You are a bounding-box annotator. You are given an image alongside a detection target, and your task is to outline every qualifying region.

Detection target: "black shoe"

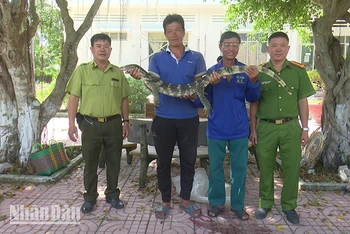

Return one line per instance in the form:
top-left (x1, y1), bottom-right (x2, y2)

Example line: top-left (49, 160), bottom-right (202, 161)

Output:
top-left (106, 197), bottom-right (124, 209)
top-left (81, 200), bottom-right (96, 214)
top-left (254, 208), bottom-right (271, 219)
top-left (283, 209), bottom-right (299, 224)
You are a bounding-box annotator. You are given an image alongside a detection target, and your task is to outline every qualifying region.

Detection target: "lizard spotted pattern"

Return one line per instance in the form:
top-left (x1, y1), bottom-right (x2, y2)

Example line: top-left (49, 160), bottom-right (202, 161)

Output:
top-left (120, 64), bottom-right (292, 115)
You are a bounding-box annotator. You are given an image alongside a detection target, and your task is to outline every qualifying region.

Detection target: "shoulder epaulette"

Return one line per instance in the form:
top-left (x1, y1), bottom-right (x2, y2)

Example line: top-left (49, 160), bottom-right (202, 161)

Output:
top-left (259, 63), bottom-right (268, 68)
top-left (78, 62), bottom-right (89, 67)
top-left (291, 61), bottom-right (306, 69)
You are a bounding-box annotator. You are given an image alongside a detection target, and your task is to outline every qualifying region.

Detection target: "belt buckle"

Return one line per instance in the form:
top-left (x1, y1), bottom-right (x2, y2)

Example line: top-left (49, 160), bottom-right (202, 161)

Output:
top-left (275, 119), bottom-right (284, 125)
top-left (97, 117), bottom-right (106, 122)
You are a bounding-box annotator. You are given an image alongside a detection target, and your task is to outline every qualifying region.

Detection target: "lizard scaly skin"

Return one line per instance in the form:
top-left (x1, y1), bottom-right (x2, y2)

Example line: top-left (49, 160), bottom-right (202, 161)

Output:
top-left (120, 64), bottom-right (292, 115)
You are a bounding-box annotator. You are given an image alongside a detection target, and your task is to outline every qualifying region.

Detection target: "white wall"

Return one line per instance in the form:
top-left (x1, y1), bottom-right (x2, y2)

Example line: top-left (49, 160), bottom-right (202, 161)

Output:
top-left (70, 0), bottom-right (233, 69)
top-left (69, 0), bottom-right (349, 70)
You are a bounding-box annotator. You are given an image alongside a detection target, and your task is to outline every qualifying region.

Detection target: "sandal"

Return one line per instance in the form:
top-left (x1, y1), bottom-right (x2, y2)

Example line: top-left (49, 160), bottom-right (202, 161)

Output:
top-left (154, 205), bottom-right (169, 220)
top-left (208, 206), bottom-right (225, 217)
top-left (231, 208), bottom-right (249, 221)
top-left (180, 203), bottom-right (202, 218)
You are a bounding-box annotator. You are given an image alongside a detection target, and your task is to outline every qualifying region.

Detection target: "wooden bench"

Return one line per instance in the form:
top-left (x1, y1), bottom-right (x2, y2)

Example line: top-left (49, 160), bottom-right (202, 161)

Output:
top-left (98, 142), bottom-right (137, 168)
top-left (128, 119), bottom-right (256, 188)
top-left (126, 123), bottom-right (211, 188)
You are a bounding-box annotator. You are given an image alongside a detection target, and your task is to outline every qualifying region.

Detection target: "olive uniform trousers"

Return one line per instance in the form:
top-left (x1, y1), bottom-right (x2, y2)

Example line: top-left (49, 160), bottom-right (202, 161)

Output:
top-left (256, 119), bottom-right (302, 211)
top-left (81, 116), bottom-right (123, 202)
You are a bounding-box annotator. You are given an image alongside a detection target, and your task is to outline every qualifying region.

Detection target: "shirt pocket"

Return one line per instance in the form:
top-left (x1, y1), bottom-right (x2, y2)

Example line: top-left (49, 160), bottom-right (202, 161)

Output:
top-left (287, 79), bottom-right (299, 96)
top-left (111, 79), bottom-right (121, 88)
top-left (82, 79), bottom-right (99, 97)
top-left (260, 80), bottom-right (274, 93)
top-left (111, 79), bottom-right (122, 99)
top-left (82, 78), bottom-right (99, 86)
top-left (232, 75), bottom-right (246, 100)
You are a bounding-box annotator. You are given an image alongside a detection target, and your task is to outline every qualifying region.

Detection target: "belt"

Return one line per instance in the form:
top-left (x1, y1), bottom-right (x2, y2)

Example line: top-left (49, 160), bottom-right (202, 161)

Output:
top-left (260, 116), bottom-right (298, 125)
top-left (84, 114), bottom-right (120, 123)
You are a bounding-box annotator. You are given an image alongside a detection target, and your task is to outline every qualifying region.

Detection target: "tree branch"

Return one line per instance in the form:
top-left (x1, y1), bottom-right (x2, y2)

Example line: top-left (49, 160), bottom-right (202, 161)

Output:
top-left (311, 0), bottom-right (325, 7)
top-left (332, 44), bottom-right (347, 97)
top-left (56, 0), bottom-right (103, 46)
top-left (55, 0), bottom-right (76, 37)
top-left (18, 0), bottom-right (39, 44)
top-left (340, 11), bottom-right (350, 24)
top-left (27, 0), bottom-right (39, 40)
top-left (311, 0), bottom-right (330, 15)
top-left (40, 0), bottom-right (103, 126)
top-left (0, 1), bottom-right (6, 35)
top-left (10, 0), bottom-right (27, 29)
top-left (75, 0), bottom-right (103, 43)
top-left (329, 37), bottom-right (343, 73)
top-left (328, 0), bottom-right (350, 24)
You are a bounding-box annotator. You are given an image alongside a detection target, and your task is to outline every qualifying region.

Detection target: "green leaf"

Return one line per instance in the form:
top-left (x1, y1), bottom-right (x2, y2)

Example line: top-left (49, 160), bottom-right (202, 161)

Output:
top-left (223, 0), bottom-right (321, 42)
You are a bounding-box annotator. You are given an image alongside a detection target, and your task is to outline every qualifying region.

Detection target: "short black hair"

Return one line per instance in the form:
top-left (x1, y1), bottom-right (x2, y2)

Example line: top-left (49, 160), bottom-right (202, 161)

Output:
top-left (220, 31), bottom-right (241, 44)
top-left (216, 55), bottom-right (223, 62)
top-left (90, 33), bottom-right (111, 47)
top-left (163, 14), bottom-right (185, 33)
top-left (268, 32), bottom-right (289, 44)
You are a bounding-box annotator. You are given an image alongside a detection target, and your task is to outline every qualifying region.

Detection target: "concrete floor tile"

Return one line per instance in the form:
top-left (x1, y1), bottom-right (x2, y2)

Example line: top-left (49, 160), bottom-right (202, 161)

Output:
top-left (1, 117), bottom-right (350, 233)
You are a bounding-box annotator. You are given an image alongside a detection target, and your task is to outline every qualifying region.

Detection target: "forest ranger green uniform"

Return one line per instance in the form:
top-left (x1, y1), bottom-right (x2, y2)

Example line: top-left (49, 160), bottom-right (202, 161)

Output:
top-left (66, 61), bottom-right (132, 202)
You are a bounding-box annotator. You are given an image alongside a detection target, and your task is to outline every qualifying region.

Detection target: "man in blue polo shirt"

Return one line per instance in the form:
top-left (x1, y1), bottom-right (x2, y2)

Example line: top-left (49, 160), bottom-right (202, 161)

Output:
top-left (127, 14), bottom-right (206, 219)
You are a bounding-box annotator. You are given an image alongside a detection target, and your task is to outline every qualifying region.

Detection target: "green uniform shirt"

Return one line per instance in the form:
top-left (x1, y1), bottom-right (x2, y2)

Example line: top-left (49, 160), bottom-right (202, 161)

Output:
top-left (65, 61), bottom-right (132, 117)
top-left (256, 59), bottom-right (315, 119)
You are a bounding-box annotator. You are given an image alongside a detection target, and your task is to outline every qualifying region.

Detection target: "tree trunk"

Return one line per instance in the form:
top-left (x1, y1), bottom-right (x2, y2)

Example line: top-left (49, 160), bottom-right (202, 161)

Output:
top-left (313, 17), bottom-right (350, 169)
top-left (0, 0), bottom-right (103, 164)
top-left (0, 0), bottom-right (39, 163)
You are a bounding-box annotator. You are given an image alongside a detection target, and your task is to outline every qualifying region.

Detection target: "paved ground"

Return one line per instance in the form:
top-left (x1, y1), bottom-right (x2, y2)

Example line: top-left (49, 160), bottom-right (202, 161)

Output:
top-left (1, 117), bottom-right (350, 234)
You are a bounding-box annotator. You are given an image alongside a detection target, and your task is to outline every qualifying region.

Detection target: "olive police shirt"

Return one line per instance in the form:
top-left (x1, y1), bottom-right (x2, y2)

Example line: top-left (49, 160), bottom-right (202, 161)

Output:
top-left (256, 60), bottom-right (316, 119)
top-left (65, 61), bottom-right (132, 117)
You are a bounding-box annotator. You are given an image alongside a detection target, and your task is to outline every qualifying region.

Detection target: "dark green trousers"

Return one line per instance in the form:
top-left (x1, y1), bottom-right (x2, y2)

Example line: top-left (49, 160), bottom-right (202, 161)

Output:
top-left (208, 137), bottom-right (248, 211)
top-left (81, 116), bottom-right (122, 202)
top-left (256, 119), bottom-right (302, 211)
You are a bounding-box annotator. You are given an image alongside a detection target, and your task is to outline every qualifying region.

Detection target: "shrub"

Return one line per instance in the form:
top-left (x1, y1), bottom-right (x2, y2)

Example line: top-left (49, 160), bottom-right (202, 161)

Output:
top-left (36, 75), bottom-right (151, 114)
top-left (126, 75), bottom-right (151, 114)
top-left (35, 80), bottom-right (69, 110)
top-left (308, 70), bottom-right (325, 91)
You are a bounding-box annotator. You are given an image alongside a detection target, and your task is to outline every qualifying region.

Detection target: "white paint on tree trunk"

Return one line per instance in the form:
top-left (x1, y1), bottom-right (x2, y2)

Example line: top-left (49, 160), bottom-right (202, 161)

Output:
top-left (335, 103), bottom-right (350, 163)
top-left (17, 103), bottom-right (40, 163)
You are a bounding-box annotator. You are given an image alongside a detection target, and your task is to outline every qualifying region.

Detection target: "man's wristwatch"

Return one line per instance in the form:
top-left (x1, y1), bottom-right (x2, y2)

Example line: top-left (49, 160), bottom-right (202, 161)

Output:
top-left (302, 127), bottom-right (309, 132)
top-left (122, 119), bottom-right (129, 123)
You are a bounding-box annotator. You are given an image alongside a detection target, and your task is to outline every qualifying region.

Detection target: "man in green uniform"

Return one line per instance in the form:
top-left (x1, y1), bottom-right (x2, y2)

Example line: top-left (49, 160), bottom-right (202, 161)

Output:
top-left (66, 33), bottom-right (132, 214)
top-left (250, 32), bottom-right (315, 224)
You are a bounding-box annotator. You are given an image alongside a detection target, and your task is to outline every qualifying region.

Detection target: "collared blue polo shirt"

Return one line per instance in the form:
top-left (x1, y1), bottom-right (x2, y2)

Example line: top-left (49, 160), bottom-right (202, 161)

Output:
top-left (148, 46), bottom-right (206, 119)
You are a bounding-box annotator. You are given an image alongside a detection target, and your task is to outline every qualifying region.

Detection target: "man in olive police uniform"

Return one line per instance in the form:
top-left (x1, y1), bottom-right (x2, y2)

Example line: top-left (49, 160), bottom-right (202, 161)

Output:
top-left (66, 33), bottom-right (132, 214)
top-left (250, 32), bottom-right (315, 224)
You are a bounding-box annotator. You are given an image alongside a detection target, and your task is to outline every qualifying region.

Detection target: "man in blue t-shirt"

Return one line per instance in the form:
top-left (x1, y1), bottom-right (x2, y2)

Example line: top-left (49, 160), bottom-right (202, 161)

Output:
top-left (127, 14), bottom-right (206, 220)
